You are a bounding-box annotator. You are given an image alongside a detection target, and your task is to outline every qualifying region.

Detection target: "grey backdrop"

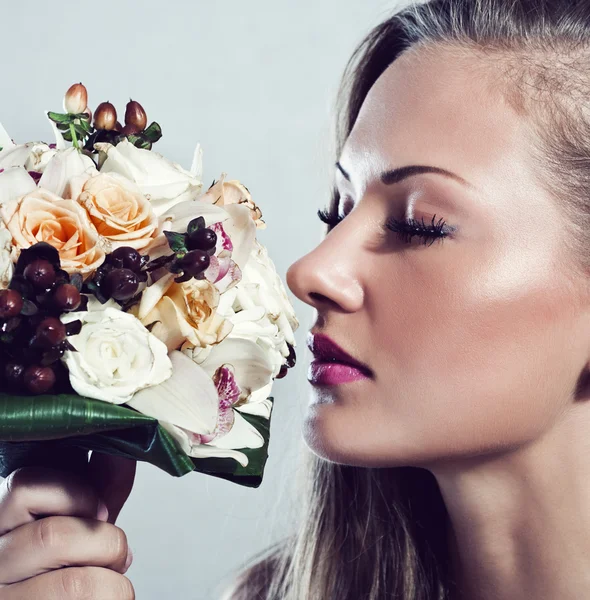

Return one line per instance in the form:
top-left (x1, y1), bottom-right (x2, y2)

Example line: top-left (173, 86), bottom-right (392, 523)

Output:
top-left (2, 1), bottom-right (401, 597)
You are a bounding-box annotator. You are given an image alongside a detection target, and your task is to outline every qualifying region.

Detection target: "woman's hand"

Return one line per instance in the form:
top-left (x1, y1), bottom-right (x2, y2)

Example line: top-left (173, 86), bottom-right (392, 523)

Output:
top-left (0, 452), bottom-right (137, 599)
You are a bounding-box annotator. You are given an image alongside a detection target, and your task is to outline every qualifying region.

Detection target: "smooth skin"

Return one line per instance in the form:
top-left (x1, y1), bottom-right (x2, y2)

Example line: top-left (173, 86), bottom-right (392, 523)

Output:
top-left (0, 454), bottom-right (136, 599)
top-left (286, 45), bottom-right (590, 600)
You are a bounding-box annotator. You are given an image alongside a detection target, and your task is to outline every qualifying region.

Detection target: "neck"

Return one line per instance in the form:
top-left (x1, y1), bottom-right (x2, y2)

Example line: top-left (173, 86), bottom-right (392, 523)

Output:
top-left (430, 403), bottom-right (590, 600)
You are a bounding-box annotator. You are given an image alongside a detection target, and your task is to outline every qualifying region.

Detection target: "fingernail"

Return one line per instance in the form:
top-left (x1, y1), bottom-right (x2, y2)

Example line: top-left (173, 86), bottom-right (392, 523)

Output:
top-left (96, 500), bottom-right (109, 522)
top-left (124, 547), bottom-right (134, 571)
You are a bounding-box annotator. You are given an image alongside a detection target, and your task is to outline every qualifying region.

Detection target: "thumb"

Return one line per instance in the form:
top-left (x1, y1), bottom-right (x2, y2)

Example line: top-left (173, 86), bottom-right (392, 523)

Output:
top-left (87, 451), bottom-right (137, 524)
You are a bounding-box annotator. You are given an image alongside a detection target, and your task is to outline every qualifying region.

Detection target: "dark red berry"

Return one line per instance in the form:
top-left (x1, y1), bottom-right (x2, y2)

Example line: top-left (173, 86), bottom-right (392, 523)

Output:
top-left (36, 317), bottom-right (67, 348)
top-left (121, 122), bottom-right (142, 136)
top-left (177, 250), bottom-right (210, 276)
top-left (94, 102), bottom-right (117, 130)
top-left (53, 284), bottom-right (81, 311)
top-left (276, 364), bottom-right (289, 379)
top-left (24, 365), bottom-right (56, 394)
top-left (187, 228), bottom-right (217, 252)
top-left (23, 259), bottom-right (56, 290)
top-left (4, 362), bottom-right (25, 387)
top-left (124, 100), bottom-right (147, 131)
top-left (109, 247), bottom-right (142, 272)
top-left (286, 344), bottom-right (296, 368)
top-left (103, 268), bottom-right (139, 301)
top-left (0, 289), bottom-right (24, 319)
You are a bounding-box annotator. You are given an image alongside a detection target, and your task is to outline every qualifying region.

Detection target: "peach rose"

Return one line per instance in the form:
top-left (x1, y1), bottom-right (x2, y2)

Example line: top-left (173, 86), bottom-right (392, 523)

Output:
top-left (200, 173), bottom-right (266, 229)
top-left (75, 172), bottom-right (158, 251)
top-left (4, 188), bottom-right (105, 277)
top-left (132, 273), bottom-right (233, 352)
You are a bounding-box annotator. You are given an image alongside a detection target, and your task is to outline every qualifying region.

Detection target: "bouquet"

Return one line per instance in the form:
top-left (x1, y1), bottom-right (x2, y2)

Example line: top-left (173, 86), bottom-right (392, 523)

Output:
top-left (0, 83), bottom-right (299, 488)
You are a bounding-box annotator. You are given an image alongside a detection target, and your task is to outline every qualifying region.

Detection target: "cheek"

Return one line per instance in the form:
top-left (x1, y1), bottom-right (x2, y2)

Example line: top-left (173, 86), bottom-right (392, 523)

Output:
top-left (363, 246), bottom-right (585, 462)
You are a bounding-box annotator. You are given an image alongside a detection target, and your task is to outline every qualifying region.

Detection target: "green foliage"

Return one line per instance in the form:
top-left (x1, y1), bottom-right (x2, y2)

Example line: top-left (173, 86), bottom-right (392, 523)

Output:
top-left (0, 392), bottom-right (273, 487)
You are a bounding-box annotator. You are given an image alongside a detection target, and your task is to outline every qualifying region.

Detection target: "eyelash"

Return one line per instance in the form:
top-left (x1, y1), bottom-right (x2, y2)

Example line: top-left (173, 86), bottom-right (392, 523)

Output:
top-left (317, 208), bottom-right (452, 246)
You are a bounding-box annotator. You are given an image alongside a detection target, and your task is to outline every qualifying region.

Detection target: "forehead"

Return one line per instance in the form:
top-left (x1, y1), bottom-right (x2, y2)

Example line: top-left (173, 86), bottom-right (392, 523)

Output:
top-left (340, 46), bottom-right (532, 190)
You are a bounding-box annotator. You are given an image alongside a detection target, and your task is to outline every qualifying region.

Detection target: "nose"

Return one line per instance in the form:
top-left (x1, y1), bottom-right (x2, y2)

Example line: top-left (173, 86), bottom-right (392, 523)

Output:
top-left (286, 225), bottom-right (364, 313)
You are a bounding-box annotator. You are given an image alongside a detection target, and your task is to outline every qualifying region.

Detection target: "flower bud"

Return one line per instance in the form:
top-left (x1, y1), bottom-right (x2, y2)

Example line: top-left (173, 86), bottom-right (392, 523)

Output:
top-left (124, 100), bottom-right (147, 131)
top-left (63, 83), bottom-right (88, 114)
top-left (94, 101), bottom-right (118, 130)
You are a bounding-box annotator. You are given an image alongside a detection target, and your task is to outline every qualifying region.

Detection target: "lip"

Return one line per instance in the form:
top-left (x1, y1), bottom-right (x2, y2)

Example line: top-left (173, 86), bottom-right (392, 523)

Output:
top-left (307, 332), bottom-right (372, 386)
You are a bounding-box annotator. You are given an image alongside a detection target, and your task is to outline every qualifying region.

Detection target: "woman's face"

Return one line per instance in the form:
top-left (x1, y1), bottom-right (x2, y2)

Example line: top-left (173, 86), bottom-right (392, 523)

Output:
top-left (286, 46), bottom-right (590, 469)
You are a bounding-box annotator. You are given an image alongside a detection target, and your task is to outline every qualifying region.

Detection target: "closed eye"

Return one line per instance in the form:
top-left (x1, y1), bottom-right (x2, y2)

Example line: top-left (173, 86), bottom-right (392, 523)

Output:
top-left (318, 207), bottom-right (454, 246)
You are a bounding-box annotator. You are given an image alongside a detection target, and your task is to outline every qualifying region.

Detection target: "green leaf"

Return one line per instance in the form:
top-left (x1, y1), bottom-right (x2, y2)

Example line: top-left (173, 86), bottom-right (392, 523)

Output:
top-left (187, 217), bottom-right (206, 234)
top-left (75, 118), bottom-right (93, 134)
top-left (47, 111), bottom-right (75, 125)
top-left (164, 231), bottom-right (187, 253)
top-left (142, 121), bottom-right (162, 143)
top-left (62, 129), bottom-right (73, 142)
top-left (73, 124), bottom-right (89, 139)
top-left (0, 392), bottom-right (275, 487)
top-left (0, 393), bottom-right (194, 477)
top-left (127, 135), bottom-right (152, 150)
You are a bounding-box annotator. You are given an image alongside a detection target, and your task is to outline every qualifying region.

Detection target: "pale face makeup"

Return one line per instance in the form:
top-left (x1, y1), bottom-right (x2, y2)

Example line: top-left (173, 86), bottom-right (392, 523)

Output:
top-left (286, 46), bottom-right (590, 469)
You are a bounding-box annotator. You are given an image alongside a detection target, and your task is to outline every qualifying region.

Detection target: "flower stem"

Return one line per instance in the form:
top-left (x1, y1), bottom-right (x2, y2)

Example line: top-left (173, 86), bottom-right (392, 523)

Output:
top-left (69, 123), bottom-right (79, 150)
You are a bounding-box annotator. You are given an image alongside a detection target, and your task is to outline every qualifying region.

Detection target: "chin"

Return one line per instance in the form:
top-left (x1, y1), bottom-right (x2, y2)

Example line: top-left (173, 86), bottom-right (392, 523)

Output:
top-left (302, 402), bottom-right (405, 468)
top-left (302, 400), bottom-right (474, 469)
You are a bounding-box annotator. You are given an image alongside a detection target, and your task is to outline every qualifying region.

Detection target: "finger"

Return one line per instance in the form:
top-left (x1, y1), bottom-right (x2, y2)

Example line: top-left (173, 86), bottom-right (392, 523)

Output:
top-left (0, 566), bottom-right (135, 600)
top-left (0, 467), bottom-right (108, 537)
top-left (87, 452), bottom-right (136, 524)
top-left (0, 516), bottom-right (130, 585)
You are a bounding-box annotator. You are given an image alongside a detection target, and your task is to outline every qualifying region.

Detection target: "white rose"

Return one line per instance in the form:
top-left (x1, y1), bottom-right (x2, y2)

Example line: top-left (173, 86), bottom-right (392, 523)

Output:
top-left (0, 223), bottom-right (15, 289)
top-left (60, 307), bottom-right (172, 404)
top-left (232, 240), bottom-right (299, 352)
top-left (94, 140), bottom-right (203, 217)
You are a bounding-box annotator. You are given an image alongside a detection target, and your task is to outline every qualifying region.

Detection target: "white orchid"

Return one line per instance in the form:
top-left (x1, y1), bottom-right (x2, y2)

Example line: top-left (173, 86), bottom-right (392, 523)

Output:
top-left (127, 351), bottom-right (267, 467)
top-left (38, 147), bottom-right (97, 198)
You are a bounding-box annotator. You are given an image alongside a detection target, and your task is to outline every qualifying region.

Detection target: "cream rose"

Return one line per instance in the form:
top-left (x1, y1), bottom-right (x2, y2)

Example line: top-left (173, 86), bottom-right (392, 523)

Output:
top-left (60, 307), bottom-right (172, 404)
top-left (3, 188), bottom-right (105, 277)
top-left (133, 273), bottom-right (233, 352)
top-left (75, 172), bottom-right (158, 251)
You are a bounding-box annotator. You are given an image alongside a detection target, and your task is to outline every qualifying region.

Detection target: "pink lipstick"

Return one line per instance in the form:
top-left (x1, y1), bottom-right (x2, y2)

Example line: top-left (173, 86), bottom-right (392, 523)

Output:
top-left (307, 332), bottom-right (372, 386)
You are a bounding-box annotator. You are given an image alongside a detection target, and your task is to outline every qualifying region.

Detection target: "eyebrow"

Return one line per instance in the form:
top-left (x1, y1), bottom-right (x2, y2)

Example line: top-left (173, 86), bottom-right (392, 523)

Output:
top-left (335, 161), bottom-right (474, 189)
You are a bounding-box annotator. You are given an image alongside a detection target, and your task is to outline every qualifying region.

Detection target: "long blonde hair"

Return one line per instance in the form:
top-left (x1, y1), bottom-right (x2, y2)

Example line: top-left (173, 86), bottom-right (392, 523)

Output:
top-left (222, 1), bottom-right (590, 597)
